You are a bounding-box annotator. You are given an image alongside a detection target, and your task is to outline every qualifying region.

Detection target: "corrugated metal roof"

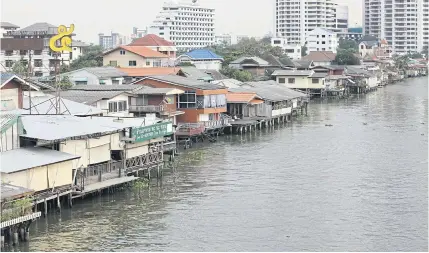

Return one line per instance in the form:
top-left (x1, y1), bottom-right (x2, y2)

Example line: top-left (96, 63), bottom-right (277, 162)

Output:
top-left (1, 183), bottom-right (34, 201)
top-left (230, 81), bottom-right (307, 101)
top-left (22, 95), bottom-right (102, 116)
top-left (72, 40), bottom-right (89, 47)
top-left (0, 72), bottom-right (15, 85)
top-left (301, 51), bottom-right (336, 62)
top-left (119, 67), bottom-right (179, 77)
top-left (271, 70), bottom-right (313, 76)
top-left (45, 90), bottom-right (129, 105)
top-left (141, 75), bottom-right (225, 90)
top-left (0, 147), bottom-right (80, 174)
top-left (20, 115), bottom-right (135, 141)
top-left (69, 85), bottom-right (142, 92)
top-left (1, 111), bottom-right (20, 133)
top-left (0, 22), bottom-right (20, 28)
top-left (179, 67), bottom-right (214, 81)
top-left (208, 79), bottom-right (243, 89)
top-left (310, 72), bottom-right (328, 78)
top-left (62, 67), bottom-right (128, 79)
top-left (293, 60), bottom-right (313, 68)
top-left (182, 49), bottom-right (223, 60)
top-left (18, 22), bottom-right (56, 32)
top-left (226, 92), bottom-right (256, 103)
top-left (230, 56), bottom-right (270, 66)
top-left (203, 69), bottom-right (227, 80)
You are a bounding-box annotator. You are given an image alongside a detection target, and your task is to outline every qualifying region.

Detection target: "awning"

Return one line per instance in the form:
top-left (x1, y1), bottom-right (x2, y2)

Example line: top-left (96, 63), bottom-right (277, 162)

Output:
top-left (249, 98), bottom-right (264, 105)
top-left (347, 78), bottom-right (355, 84)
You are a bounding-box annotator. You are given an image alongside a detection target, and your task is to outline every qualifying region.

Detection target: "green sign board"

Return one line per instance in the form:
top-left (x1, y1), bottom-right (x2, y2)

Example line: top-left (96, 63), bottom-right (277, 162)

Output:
top-left (131, 122), bottom-right (173, 143)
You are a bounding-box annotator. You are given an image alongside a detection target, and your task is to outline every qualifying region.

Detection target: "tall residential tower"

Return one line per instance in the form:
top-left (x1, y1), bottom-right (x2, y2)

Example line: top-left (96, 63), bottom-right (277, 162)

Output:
top-left (274, 0), bottom-right (347, 46)
top-left (363, 0), bottom-right (428, 54)
top-left (147, 0), bottom-right (215, 52)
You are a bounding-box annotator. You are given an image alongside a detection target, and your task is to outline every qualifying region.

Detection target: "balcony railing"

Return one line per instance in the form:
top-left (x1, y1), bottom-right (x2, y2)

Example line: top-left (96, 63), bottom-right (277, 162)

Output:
top-left (203, 118), bottom-right (231, 129)
top-left (129, 105), bottom-right (164, 113)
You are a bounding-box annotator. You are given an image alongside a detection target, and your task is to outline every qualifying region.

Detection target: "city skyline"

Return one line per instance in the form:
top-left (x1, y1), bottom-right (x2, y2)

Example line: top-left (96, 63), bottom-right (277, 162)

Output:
top-left (0, 0), bottom-right (362, 44)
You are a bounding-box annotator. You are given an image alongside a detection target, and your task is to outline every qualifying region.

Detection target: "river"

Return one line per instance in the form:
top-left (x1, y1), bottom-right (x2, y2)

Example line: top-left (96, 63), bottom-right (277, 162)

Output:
top-left (13, 77), bottom-right (429, 252)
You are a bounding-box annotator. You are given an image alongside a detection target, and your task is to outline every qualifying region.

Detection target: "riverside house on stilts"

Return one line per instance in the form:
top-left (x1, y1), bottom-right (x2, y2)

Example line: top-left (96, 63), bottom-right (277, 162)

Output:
top-left (271, 70), bottom-right (327, 98)
top-left (227, 81), bottom-right (308, 133)
top-left (132, 75), bottom-right (230, 147)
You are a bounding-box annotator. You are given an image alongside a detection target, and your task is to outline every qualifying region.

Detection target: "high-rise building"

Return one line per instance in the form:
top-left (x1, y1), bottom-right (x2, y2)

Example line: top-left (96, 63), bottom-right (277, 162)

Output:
top-left (363, 0), bottom-right (428, 54)
top-left (274, 0), bottom-right (347, 46)
top-left (98, 32), bottom-right (130, 50)
top-left (332, 5), bottom-right (349, 33)
top-left (147, 0), bottom-right (215, 52)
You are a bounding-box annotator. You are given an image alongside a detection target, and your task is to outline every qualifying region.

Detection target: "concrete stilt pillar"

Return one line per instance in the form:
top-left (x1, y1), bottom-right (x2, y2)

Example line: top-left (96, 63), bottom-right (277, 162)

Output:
top-left (68, 193), bottom-right (73, 208)
top-left (157, 165), bottom-right (160, 178)
top-left (44, 199), bottom-right (48, 217)
top-left (12, 233), bottom-right (18, 245)
top-left (19, 228), bottom-right (24, 242)
top-left (57, 194), bottom-right (61, 212)
top-left (24, 232), bottom-right (29, 242)
top-left (1, 235), bottom-right (4, 248)
top-left (148, 168), bottom-right (151, 180)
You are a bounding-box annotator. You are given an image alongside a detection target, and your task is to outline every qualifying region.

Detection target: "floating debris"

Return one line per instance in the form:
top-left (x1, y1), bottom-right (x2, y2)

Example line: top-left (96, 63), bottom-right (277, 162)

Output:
top-left (325, 124), bottom-right (333, 127)
top-left (363, 123), bottom-right (368, 125)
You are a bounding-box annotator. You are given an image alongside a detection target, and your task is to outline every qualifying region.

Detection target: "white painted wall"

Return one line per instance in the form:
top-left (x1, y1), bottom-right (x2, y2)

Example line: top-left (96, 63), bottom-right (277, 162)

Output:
top-left (62, 69), bottom-right (125, 85)
top-left (272, 107), bottom-right (292, 117)
top-left (306, 28), bottom-right (338, 53)
top-left (96, 94), bottom-right (133, 117)
top-left (198, 114), bottom-right (209, 122)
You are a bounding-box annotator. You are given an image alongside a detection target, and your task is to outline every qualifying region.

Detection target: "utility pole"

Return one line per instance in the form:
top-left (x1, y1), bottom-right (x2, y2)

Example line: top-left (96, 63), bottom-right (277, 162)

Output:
top-left (26, 51), bottom-right (32, 114)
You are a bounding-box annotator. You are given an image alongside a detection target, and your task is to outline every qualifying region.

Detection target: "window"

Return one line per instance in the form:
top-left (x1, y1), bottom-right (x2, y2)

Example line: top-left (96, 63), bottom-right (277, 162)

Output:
top-left (120, 50), bottom-right (126, 55)
top-left (75, 81), bottom-right (87, 85)
top-left (273, 40), bottom-right (281, 44)
top-left (5, 60), bottom-right (13, 67)
top-left (177, 91), bottom-right (196, 108)
top-left (109, 61), bottom-right (117, 67)
top-left (278, 78), bottom-right (285, 83)
top-left (109, 101), bottom-right (127, 112)
top-left (19, 50), bottom-right (27, 55)
top-left (34, 59), bottom-right (43, 67)
top-left (312, 78), bottom-right (319, 84)
top-left (288, 78), bottom-right (295, 84)
top-left (129, 60), bottom-right (137, 66)
top-left (322, 41), bottom-right (325, 44)
top-left (34, 71), bottom-right (43, 77)
top-left (5, 50), bottom-right (13, 56)
top-left (322, 35), bottom-right (325, 38)
top-left (99, 80), bottom-right (107, 85)
top-left (34, 50), bottom-right (42, 55)
top-left (112, 80), bottom-right (119, 85)
top-left (153, 60), bottom-right (162, 67)
top-left (146, 60), bottom-right (151, 66)
top-left (361, 45), bottom-right (364, 49)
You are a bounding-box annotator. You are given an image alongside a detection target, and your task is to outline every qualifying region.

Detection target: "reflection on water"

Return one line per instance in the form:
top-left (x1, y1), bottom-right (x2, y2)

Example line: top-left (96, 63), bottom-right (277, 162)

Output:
top-left (10, 78), bottom-right (429, 252)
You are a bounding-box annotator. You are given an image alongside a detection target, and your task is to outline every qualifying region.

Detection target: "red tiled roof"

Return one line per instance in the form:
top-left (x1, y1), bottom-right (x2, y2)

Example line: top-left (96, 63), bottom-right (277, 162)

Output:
top-left (226, 92), bottom-right (257, 103)
top-left (301, 51), bottom-right (336, 62)
top-left (119, 45), bottom-right (168, 58)
top-left (129, 34), bottom-right (174, 47)
top-left (119, 67), bottom-right (180, 77)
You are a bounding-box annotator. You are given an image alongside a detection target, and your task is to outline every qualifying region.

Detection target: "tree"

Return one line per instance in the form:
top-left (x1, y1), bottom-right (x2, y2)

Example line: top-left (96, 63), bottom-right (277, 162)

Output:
top-left (220, 66), bottom-right (253, 82)
top-left (407, 52), bottom-right (423, 59)
top-left (333, 49), bottom-right (360, 65)
top-left (67, 45), bottom-right (103, 72)
top-left (338, 38), bottom-right (359, 53)
top-left (59, 76), bottom-right (73, 89)
top-left (11, 59), bottom-right (27, 75)
top-left (422, 46), bottom-right (428, 59)
top-left (393, 54), bottom-right (410, 71)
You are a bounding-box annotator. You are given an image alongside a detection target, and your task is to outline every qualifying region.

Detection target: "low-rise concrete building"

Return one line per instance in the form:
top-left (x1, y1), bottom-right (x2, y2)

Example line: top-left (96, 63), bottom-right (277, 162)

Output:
top-left (103, 45), bottom-right (170, 68)
top-left (271, 69), bottom-right (327, 97)
top-left (306, 28), bottom-right (338, 53)
top-left (1, 73), bottom-right (40, 111)
top-left (271, 37), bottom-right (301, 60)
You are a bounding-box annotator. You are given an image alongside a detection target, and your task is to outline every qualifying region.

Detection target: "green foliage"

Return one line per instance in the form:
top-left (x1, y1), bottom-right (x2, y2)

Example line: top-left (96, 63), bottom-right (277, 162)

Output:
top-left (333, 49), bottom-right (361, 65)
top-left (407, 52), bottom-right (423, 59)
top-left (176, 62), bottom-right (195, 67)
top-left (422, 46), bottom-right (428, 58)
top-left (1, 197), bottom-right (33, 222)
top-left (220, 66), bottom-right (253, 82)
top-left (338, 38), bottom-right (359, 53)
top-left (59, 76), bottom-right (73, 89)
top-left (11, 59), bottom-right (27, 75)
top-left (393, 54), bottom-right (410, 71)
top-left (67, 45), bottom-right (103, 72)
top-left (208, 37), bottom-right (291, 66)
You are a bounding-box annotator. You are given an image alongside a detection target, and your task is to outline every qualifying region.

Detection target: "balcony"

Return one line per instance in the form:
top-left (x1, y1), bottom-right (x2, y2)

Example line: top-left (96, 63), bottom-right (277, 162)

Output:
top-left (129, 105), bottom-right (165, 113)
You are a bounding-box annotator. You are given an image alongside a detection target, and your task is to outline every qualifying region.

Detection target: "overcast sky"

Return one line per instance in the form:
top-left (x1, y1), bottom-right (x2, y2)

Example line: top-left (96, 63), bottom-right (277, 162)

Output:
top-left (1, 0), bottom-right (362, 44)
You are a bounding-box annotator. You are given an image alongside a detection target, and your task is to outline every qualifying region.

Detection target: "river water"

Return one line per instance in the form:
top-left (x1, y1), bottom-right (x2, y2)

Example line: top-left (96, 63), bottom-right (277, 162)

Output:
top-left (13, 77), bottom-right (429, 252)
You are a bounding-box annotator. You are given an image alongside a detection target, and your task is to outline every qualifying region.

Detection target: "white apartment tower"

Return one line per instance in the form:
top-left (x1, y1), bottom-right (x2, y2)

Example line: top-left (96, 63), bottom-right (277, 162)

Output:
top-left (274, 0), bottom-right (344, 46)
top-left (363, 0), bottom-right (429, 54)
top-left (147, 0), bottom-right (215, 52)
